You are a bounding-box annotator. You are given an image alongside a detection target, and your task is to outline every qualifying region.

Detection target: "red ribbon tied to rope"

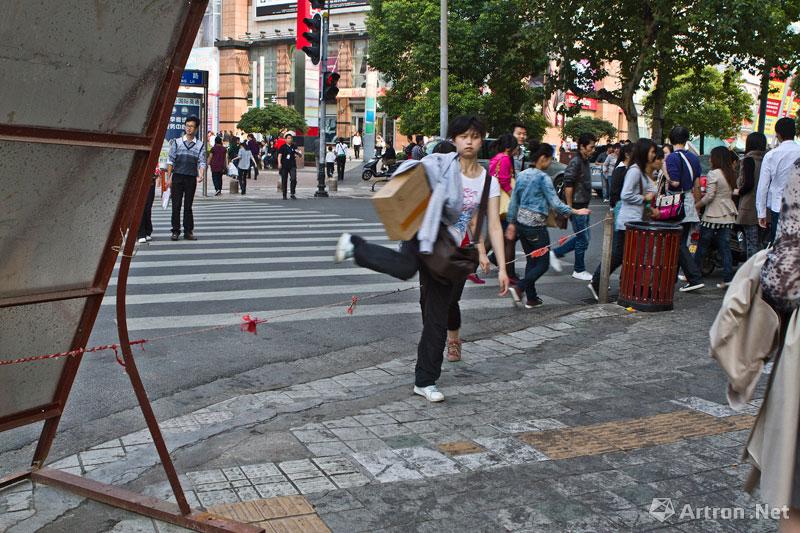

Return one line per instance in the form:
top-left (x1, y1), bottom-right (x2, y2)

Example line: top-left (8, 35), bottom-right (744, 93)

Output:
top-left (240, 314), bottom-right (261, 334)
top-left (558, 235), bottom-right (570, 246)
top-left (346, 296), bottom-right (359, 315)
top-left (530, 246), bottom-right (549, 258)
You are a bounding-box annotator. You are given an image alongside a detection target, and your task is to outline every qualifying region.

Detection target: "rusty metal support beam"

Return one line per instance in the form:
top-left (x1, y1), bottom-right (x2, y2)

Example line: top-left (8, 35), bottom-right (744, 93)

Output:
top-left (31, 469), bottom-right (264, 533)
top-left (0, 470), bottom-right (32, 491)
top-left (0, 125), bottom-right (151, 151)
top-left (0, 404), bottom-right (61, 433)
top-left (0, 287), bottom-right (105, 309)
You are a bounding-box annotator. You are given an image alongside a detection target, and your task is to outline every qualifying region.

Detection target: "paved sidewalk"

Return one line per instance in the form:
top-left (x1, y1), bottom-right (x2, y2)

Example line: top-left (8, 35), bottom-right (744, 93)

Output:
top-left (205, 159), bottom-right (375, 201)
top-left (0, 292), bottom-right (779, 532)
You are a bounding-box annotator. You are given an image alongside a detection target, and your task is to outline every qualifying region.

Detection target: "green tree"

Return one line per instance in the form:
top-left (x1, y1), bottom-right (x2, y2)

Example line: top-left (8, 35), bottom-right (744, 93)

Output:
top-left (562, 116), bottom-right (617, 142)
top-left (711, 0), bottom-right (800, 134)
top-left (367, 0), bottom-right (549, 137)
top-left (531, 0), bottom-right (737, 142)
top-left (237, 105), bottom-right (306, 136)
top-left (649, 67), bottom-right (753, 152)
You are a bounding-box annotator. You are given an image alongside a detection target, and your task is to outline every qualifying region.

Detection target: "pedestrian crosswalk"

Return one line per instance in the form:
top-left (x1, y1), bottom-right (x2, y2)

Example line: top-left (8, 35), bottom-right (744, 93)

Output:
top-left (109, 201), bottom-right (566, 333)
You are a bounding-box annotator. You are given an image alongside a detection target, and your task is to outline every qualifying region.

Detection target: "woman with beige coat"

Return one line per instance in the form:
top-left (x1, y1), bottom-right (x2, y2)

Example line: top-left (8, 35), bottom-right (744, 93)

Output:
top-left (694, 146), bottom-right (738, 288)
top-left (710, 158), bottom-right (800, 532)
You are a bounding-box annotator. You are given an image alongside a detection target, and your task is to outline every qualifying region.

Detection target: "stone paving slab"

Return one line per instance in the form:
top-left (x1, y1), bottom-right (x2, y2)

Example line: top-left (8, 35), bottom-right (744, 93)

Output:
top-left (0, 298), bottom-right (783, 531)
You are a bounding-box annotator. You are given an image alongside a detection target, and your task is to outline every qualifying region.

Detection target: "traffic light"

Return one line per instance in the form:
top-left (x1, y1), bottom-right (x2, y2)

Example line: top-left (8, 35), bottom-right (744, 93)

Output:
top-left (323, 71), bottom-right (340, 102)
top-left (302, 13), bottom-right (322, 65)
top-left (310, 0), bottom-right (325, 8)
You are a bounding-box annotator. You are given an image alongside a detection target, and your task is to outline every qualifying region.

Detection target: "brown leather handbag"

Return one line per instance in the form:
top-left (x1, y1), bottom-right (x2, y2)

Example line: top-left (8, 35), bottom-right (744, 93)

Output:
top-left (419, 172), bottom-right (492, 283)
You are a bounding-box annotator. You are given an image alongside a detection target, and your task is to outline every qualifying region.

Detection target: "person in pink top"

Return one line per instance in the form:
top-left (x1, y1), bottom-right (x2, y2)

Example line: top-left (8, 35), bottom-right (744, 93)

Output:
top-left (485, 134), bottom-right (520, 283)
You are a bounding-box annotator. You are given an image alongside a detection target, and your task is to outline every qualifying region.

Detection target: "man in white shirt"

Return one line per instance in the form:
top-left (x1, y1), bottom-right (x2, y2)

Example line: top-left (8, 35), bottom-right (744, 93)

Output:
top-left (352, 131), bottom-right (362, 159)
top-left (756, 117), bottom-right (800, 244)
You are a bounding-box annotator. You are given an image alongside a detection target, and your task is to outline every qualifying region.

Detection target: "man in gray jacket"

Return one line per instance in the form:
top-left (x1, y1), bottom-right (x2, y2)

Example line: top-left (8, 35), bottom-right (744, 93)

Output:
top-left (553, 132), bottom-right (596, 280)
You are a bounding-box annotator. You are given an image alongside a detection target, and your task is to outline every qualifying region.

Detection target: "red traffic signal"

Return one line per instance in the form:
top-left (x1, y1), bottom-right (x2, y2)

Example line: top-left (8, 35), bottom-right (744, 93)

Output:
top-left (302, 14), bottom-right (322, 65)
top-left (324, 71), bottom-right (340, 102)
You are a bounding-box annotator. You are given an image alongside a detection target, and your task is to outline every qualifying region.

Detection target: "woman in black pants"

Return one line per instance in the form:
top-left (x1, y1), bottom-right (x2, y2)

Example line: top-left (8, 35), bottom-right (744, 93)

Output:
top-left (334, 116), bottom-right (510, 403)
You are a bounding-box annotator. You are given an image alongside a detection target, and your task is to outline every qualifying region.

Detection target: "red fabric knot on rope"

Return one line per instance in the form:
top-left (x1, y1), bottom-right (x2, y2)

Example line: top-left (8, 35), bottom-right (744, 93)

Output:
top-left (240, 314), bottom-right (263, 334)
top-left (529, 246), bottom-right (550, 258)
top-left (558, 235), bottom-right (570, 246)
top-left (347, 296), bottom-right (359, 315)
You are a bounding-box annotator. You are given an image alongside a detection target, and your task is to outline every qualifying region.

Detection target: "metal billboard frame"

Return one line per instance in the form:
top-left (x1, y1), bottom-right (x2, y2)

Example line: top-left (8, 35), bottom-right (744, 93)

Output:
top-left (0, 2), bottom-right (261, 531)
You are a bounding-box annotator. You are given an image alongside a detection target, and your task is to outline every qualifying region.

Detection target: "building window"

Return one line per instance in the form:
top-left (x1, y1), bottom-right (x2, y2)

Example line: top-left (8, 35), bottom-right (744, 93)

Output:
top-left (263, 48), bottom-right (277, 94)
top-left (195, 0), bottom-right (221, 48)
top-left (352, 40), bottom-right (368, 89)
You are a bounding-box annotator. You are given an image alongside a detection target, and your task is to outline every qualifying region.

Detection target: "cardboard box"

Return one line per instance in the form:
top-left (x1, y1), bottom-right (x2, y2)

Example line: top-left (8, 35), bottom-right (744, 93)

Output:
top-left (372, 165), bottom-right (431, 241)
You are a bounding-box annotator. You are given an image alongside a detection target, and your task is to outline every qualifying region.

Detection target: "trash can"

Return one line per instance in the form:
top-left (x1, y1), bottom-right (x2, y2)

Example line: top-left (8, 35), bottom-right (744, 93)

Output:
top-left (618, 221), bottom-right (682, 312)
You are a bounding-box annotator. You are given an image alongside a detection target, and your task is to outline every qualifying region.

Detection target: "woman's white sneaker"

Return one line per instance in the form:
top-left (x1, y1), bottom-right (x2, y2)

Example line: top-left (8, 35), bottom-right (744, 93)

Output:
top-left (414, 385), bottom-right (444, 402)
top-left (334, 233), bottom-right (355, 262)
top-left (549, 251), bottom-right (563, 273)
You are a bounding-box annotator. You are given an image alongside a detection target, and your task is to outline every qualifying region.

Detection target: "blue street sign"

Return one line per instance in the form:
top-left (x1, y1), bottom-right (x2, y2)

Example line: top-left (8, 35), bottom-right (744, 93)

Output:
top-left (180, 70), bottom-right (206, 86)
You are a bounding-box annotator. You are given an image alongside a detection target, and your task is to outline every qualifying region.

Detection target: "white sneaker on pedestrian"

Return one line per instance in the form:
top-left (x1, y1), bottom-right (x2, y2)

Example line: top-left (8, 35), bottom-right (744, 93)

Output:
top-left (679, 282), bottom-right (704, 293)
top-left (716, 282), bottom-right (729, 289)
top-left (414, 385), bottom-right (445, 402)
top-left (572, 271), bottom-right (593, 281)
top-left (678, 274), bottom-right (687, 282)
top-left (334, 233), bottom-right (354, 262)
top-left (137, 237), bottom-right (146, 243)
top-left (587, 283), bottom-right (599, 302)
top-left (145, 236), bottom-right (152, 242)
top-left (549, 251), bottom-right (563, 273)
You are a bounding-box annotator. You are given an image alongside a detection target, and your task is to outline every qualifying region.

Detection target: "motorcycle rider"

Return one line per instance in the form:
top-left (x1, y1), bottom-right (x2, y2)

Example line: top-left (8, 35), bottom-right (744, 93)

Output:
top-left (381, 141), bottom-right (397, 172)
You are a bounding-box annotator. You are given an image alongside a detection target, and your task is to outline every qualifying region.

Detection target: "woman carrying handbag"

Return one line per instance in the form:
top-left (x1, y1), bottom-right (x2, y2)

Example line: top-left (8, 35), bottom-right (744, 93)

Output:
top-left (333, 116), bottom-right (510, 403)
top-left (488, 134), bottom-right (520, 282)
top-left (588, 139), bottom-right (657, 300)
top-left (505, 142), bottom-right (590, 308)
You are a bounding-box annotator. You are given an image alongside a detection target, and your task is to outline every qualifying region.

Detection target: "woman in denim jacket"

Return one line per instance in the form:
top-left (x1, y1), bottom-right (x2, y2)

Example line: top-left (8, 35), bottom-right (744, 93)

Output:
top-left (505, 143), bottom-right (590, 308)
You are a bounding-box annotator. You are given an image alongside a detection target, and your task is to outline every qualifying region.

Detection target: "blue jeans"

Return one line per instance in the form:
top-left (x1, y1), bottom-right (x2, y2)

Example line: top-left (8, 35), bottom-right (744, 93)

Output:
top-left (517, 225), bottom-right (550, 300)
top-left (553, 214), bottom-right (590, 272)
top-left (694, 226), bottom-right (733, 282)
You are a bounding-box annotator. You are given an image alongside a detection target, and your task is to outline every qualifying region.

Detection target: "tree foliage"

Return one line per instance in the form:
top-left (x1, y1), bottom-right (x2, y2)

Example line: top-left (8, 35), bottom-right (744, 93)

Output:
top-left (367, 0), bottom-right (549, 137)
top-left (648, 67), bottom-right (753, 140)
top-left (530, 1), bottom-right (727, 141)
top-left (562, 116), bottom-right (617, 142)
top-left (237, 105), bottom-right (306, 136)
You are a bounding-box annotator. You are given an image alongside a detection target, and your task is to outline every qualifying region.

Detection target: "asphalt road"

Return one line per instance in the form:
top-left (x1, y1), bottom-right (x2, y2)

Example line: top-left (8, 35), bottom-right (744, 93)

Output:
top-left (1, 194), bottom-right (611, 472)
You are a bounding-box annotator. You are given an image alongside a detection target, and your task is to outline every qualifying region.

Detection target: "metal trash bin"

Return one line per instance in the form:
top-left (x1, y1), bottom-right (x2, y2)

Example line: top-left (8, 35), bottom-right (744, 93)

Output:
top-left (618, 221), bottom-right (682, 312)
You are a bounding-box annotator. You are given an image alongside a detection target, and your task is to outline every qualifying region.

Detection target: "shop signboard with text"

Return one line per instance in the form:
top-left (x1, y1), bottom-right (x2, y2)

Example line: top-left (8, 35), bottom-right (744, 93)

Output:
top-left (255, 0), bottom-right (368, 19)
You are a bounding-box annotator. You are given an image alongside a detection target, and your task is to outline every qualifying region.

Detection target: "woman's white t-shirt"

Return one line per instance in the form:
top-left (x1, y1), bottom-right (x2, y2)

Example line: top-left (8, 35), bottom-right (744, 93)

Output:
top-left (352, 135), bottom-right (362, 147)
top-left (448, 169), bottom-right (501, 245)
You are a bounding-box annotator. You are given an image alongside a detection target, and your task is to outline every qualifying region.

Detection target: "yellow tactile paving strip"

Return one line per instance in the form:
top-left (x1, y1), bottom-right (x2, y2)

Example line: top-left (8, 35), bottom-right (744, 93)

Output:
top-left (208, 495), bottom-right (331, 533)
top-left (438, 440), bottom-right (486, 456)
top-left (518, 409), bottom-right (756, 460)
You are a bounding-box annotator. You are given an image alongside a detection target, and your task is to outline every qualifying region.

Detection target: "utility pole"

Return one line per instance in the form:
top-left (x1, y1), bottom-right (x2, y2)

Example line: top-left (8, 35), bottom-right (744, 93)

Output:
top-left (757, 63), bottom-right (770, 135)
top-left (440, 0), bottom-right (448, 139)
top-left (314, 12), bottom-right (329, 197)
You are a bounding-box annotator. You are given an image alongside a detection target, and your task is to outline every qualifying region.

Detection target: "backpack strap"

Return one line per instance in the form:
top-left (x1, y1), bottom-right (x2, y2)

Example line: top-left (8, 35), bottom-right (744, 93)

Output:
top-left (469, 170), bottom-right (493, 246)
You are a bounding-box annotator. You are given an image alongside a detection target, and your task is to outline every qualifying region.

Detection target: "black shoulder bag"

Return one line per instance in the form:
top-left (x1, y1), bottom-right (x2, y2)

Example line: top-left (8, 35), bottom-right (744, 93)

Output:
top-left (419, 171), bottom-right (492, 283)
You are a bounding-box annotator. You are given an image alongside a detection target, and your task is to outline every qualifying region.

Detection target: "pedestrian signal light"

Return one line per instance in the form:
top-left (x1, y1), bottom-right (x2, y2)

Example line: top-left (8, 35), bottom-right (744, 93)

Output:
top-left (324, 71), bottom-right (340, 102)
top-left (302, 13), bottom-right (322, 65)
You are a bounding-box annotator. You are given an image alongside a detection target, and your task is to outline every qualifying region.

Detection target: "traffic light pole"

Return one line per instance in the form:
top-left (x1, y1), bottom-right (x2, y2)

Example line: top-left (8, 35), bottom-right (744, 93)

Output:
top-left (314, 12), bottom-right (329, 197)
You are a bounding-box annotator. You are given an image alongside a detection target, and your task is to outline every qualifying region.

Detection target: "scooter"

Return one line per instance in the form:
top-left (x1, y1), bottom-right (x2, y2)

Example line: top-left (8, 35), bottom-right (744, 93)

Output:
top-left (690, 224), bottom-right (750, 277)
top-left (361, 156), bottom-right (401, 181)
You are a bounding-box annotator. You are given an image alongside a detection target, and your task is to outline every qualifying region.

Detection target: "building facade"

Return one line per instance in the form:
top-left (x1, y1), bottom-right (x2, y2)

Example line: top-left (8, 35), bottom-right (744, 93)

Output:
top-left (213, 0), bottom-right (392, 148)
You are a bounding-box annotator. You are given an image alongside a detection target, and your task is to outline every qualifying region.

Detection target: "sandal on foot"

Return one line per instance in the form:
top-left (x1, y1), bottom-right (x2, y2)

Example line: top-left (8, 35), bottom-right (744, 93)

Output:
top-left (446, 339), bottom-right (462, 362)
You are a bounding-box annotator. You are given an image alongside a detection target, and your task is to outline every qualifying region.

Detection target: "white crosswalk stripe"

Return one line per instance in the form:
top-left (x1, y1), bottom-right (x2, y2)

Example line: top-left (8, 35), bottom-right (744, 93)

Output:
top-left (116, 201), bottom-right (564, 332)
